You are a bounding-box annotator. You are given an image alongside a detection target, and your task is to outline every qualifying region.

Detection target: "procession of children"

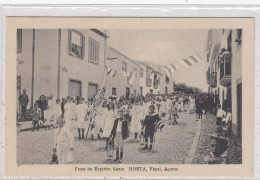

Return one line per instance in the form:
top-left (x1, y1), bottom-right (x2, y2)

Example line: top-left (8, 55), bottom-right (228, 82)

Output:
top-left (28, 91), bottom-right (232, 164)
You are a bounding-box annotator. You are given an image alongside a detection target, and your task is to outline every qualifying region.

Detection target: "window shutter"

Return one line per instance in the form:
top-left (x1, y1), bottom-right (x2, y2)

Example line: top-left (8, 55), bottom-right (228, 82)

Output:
top-left (82, 35), bottom-right (85, 59)
top-left (68, 29), bottom-right (72, 53)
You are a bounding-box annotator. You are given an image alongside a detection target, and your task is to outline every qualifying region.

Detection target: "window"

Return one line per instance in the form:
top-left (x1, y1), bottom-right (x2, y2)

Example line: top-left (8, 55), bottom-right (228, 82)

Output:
top-left (17, 29), bottom-right (22, 53)
top-left (89, 38), bottom-right (100, 64)
top-left (236, 29), bottom-right (242, 47)
top-left (133, 90), bottom-right (136, 96)
top-left (165, 76), bottom-right (169, 84)
top-left (140, 67), bottom-right (144, 78)
top-left (88, 83), bottom-right (98, 101)
top-left (112, 87), bottom-right (117, 96)
top-left (122, 61), bottom-right (127, 72)
top-left (227, 32), bottom-right (232, 52)
top-left (133, 67), bottom-right (137, 78)
top-left (68, 30), bottom-right (85, 59)
top-left (165, 87), bottom-right (168, 94)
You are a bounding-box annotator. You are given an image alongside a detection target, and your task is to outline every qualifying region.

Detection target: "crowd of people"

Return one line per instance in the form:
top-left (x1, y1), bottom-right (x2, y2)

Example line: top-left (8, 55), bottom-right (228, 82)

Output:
top-left (18, 88), bottom-right (233, 164)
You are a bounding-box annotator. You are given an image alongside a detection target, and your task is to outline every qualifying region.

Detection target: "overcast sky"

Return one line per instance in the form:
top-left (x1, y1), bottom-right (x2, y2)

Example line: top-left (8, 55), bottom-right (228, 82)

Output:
top-left (107, 29), bottom-right (209, 92)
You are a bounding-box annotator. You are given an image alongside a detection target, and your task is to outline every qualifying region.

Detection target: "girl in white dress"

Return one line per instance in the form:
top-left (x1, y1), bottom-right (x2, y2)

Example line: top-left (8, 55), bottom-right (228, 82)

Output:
top-left (76, 97), bottom-right (87, 139)
top-left (52, 99), bottom-right (62, 128)
top-left (44, 95), bottom-right (55, 129)
top-left (64, 97), bottom-right (76, 130)
top-left (53, 117), bottom-right (74, 164)
top-left (102, 101), bottom-right (116, 148)
top-left (130, 101), bottom-right (142, 142)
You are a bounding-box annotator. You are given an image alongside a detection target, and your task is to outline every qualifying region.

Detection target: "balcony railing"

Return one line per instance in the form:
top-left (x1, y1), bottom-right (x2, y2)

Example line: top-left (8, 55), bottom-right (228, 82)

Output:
top-left (146, 78), bottom-right (152, 87)
top-left (219, 50), bottom-right (232, 87)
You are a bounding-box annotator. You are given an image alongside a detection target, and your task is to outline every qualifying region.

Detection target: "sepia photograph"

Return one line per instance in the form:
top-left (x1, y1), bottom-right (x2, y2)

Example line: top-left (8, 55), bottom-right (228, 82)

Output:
top-left (16, 28), bottom-right (242, 165)
top-left (4, 17), bottom-right (254, 177)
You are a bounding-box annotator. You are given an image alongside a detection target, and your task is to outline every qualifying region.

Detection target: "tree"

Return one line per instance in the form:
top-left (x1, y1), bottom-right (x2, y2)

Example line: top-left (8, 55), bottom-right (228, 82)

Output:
top-left (174, 83), bottom-right (203, 95)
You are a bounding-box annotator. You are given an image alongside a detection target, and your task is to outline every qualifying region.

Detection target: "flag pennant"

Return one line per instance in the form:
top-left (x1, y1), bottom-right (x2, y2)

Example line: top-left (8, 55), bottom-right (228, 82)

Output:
top-left (161, 66), bottom-right (171, 77)
top-left (189, 56), bottom-right (199, 63)
top-left (194, 54), bottom-right (203, 62)
top-left (129, 71), bottom-right (136, 85)
top-left (187, 57), bottom-right (196, 65)
top-left (170, 63), bottom-right (179, 71)
top-left (166, 64), bottom-right (175, 74)
top-left (107, 68), bottom-right (117, 77)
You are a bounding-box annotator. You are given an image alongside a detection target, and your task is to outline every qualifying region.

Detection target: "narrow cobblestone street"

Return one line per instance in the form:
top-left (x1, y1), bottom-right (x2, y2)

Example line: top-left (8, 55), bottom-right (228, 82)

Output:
top-left (17, 112), bottom-right (199, 164)
top-left (193, 114), bottom-right (242, 164)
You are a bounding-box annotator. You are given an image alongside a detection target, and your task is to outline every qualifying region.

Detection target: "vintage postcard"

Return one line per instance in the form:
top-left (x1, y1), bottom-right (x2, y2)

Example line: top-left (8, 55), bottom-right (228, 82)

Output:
top-left (5, 17), bottom-right (254, 178)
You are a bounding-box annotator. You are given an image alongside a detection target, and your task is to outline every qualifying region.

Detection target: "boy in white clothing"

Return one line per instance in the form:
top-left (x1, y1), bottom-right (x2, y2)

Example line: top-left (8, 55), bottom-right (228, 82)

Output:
top-left (53, 117), bottom-right (74, 164)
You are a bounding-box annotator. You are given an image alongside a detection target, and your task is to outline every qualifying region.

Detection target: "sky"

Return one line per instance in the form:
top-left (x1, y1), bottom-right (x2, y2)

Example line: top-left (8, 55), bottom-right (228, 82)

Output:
top-left (107, 29), bottom-right (209, 92)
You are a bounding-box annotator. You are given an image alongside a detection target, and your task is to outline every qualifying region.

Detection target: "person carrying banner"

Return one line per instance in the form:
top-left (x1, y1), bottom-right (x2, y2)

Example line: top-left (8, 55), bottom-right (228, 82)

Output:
top-left (102, 101), bottom-right (116, 148)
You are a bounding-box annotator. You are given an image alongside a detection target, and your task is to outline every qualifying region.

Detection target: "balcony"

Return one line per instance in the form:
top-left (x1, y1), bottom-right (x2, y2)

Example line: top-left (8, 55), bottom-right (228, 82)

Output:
top-left (219, 50), bottom-right (232, 87)
top-left (146, 78), bottom-right (152, 87)
top-left (210, 72), bottom-right (217, 88)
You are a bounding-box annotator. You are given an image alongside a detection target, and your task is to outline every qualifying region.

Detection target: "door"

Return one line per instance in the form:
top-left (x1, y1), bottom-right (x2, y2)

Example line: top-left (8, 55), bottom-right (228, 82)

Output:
top-left (140, 86), bottom-right (143, 96)
top-left (126, 87), bottom-right (130, 100)
top-left (165, 87), bottom-right (168, 94)
top-left (112, 87), bottom-right (117, 96)
top-left (133, 90), bottom-right (136, 96)
top-left (69, 79), bottom-right (82, 98)
top-left (88, 83), bottom-right (98, 101)
top-left (150, 89), bottom-right (153, 94)
top-left (237, 83), bottom-right (242, 139)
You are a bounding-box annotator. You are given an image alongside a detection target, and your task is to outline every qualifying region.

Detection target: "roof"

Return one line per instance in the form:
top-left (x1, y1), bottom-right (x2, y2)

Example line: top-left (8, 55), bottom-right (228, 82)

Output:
top-left (109, 47), bottom-right (139, 65)
top-left (90, 29), bottom-right (109, 39)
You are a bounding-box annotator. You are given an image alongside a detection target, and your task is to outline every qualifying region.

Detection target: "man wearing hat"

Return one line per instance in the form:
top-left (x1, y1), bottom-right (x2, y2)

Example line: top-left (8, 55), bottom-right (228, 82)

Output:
top-left (18, 89), bottom-right (29, 120)
top-left (35, 95), bottom-right (47, 121)
top-left (76, 97), bottom-right (87, 139)
top-left (142, 104), bottom-right (160, 150)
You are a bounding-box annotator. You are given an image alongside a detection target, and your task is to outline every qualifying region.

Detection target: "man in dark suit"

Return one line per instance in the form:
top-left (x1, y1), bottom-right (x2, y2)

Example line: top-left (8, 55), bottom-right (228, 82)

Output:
top-left (18, 89), bottom-right (29, 120)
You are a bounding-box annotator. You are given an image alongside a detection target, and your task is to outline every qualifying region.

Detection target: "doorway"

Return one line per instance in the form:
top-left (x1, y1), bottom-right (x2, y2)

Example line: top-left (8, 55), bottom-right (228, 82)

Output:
top-left (126, 87), bottom-right (130, 100)
top-left (69, 79), bottom-right (82, 98)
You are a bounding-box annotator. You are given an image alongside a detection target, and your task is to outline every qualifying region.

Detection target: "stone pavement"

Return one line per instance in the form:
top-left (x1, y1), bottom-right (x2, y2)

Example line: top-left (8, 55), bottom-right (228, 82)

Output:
top-left (17, 112), bottom-right (199, 165)
top-left (192, 114), bottom-right (242, 164)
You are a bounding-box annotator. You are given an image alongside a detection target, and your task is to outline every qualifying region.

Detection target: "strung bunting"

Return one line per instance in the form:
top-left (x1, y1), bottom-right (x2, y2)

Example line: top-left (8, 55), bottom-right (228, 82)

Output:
top-left (107, 68), bottom-right (117, 77)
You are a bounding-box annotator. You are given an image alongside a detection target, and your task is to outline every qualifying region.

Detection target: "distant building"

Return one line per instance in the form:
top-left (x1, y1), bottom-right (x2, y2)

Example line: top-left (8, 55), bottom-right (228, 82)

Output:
top-left (17, 29), bottom-right (108, 109)
top-left (138, 61), bottom-right (174, 96)
top-left (106, 47), bottom-right (140, 99)
top-left (206, 29), bottom-right (242, 138)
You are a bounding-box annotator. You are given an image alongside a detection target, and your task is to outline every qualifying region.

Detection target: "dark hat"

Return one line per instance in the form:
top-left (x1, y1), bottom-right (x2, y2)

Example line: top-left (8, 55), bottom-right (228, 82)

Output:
top-left (67, 96), bottom-right (72, 100)
top-left (80, 97), bottom-right (85, 100)
top-left (56, 99), bottom-right (60, 101)
top-left (149, 104), bottom-right (155, 109)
